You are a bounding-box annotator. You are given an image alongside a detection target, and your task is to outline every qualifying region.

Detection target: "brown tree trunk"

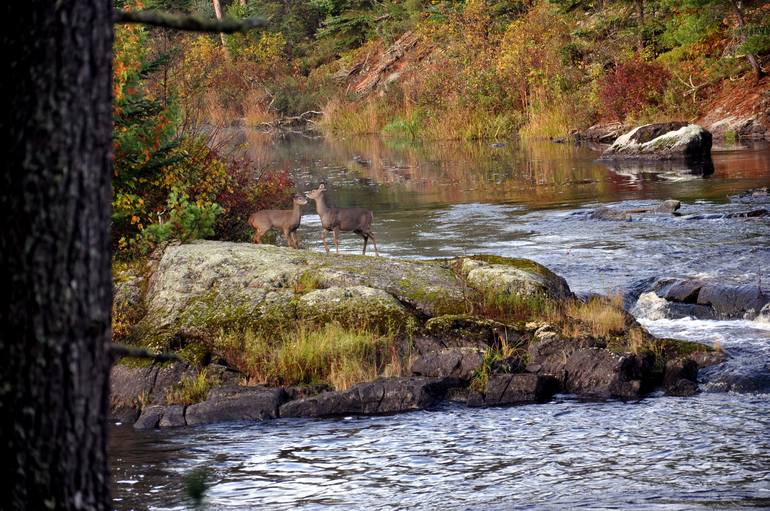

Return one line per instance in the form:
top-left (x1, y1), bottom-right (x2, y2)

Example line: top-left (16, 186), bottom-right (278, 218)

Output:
top-left (636, 0), bottom-right (645, 51)
top-left (212, 0), bottom-right (231, 58)
top-left (0, 1), bottom-right (113, 510)
top-left (729, 0), bottom-right (765, 80)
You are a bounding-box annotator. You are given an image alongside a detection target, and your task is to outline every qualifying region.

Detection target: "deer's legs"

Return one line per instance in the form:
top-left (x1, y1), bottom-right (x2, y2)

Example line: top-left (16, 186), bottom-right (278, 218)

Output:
top-left (289, 231), bottom-right (299, 249)
top-left (282, 229), bottom-right (294, 249)
top-left (321, 230), bottom-right (330, 253)
top-left (332, 227), bottom-right (340, 254)
top-left (362, 234), bottom-right (368, 255)
top-left (368, 231), bottom-right (379, 256)
top-left (252, 229), bottom-right (263, 244)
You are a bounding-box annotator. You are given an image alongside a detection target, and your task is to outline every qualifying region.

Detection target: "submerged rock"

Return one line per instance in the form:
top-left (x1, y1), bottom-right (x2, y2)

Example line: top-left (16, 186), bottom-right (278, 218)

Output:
top-left (279, 377), bottom-right (453, 418)
top-left (589, 200), bottom-right (682, 221)
top-left (729, 187), bottom-right (769, 204)
top-left (590, 207), bottom-right (631, 221)
top-left (600, 123), bottom-right (712, 161)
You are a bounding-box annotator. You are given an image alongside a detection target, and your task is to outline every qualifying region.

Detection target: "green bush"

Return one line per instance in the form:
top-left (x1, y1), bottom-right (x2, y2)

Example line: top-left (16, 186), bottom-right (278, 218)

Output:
top-left (140, 191), bottom-right (222, 252)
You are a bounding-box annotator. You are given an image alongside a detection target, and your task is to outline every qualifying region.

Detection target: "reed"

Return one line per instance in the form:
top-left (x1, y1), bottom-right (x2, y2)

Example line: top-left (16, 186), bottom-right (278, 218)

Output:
top-left (213, 322), bottom-right (397, 390)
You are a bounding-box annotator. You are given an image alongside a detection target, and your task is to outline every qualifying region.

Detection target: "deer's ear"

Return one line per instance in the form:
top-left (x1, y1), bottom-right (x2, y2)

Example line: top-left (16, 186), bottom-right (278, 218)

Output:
top-left (318, 183), bottom-right (326, 190)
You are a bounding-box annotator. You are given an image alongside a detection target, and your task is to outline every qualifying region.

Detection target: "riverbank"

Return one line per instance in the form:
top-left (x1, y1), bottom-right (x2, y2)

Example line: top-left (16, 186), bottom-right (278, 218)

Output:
top-left (112, 242), bottom-right (725, 429)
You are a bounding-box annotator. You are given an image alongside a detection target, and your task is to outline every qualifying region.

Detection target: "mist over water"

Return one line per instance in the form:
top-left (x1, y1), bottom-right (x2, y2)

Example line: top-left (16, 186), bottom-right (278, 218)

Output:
top-left (111, 136), bottom-right (770, 510)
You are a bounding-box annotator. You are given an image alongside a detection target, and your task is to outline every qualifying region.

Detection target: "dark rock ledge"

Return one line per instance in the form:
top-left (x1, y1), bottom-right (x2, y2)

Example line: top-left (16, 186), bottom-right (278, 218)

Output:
top-left (111, 242), bottom-right (726, 429)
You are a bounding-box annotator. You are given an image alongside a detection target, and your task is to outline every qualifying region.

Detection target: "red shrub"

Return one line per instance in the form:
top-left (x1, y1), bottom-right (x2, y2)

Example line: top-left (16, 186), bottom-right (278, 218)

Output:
top-left (598, 58), bottom-right (671, 121)
top-left (215, 158), bottom-right (295, 241)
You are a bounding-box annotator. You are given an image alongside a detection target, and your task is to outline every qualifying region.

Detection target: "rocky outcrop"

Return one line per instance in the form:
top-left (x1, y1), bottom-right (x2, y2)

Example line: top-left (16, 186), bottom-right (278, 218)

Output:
top-left (421, 314), bottom-right (516, 350)
top-left (186, 386), bottom-right (287, 426)
top-left (600, 123), bottom-right (712, 161)
top-left (699, 76), bottom-right (770, 141)
top-left (525, 334), bottom-right (717, 399)
top-left (111, 243), bottom-right (722, 429)
top-left (467, 374), bottom-right (559, 407)
top-left (132, 386), bottom-right (289, 429)
top-left (278, 377), bottom-right (453, 418)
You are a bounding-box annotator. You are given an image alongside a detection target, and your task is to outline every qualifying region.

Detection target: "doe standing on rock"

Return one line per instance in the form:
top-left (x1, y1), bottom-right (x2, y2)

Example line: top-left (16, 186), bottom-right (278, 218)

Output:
top-left (305, 183), bottom-right (379, 256)
top-left (248, 194), bottom-right (308, 248)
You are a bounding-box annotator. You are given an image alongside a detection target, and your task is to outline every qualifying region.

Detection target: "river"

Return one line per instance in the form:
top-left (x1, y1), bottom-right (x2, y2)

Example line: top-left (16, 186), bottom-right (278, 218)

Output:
top-left (111, 135), bottom-right (770, 510)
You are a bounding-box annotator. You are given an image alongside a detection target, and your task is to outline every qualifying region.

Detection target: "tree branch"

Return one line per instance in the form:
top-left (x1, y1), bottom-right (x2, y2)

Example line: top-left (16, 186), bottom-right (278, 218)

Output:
top-left (114, 10), bottom-right (266, 33)
top-left (109, 343), bottom-right (180, 362)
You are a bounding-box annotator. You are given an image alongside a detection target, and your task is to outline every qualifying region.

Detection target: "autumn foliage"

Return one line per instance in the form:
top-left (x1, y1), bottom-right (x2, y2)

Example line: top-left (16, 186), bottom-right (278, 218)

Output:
top-left (598, 58), bottom-right (672, 121)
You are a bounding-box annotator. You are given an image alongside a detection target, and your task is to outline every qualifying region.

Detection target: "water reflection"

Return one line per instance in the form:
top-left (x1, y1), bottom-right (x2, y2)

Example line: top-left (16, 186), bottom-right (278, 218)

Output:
top-left (224, 132), bottom-right (770, 212)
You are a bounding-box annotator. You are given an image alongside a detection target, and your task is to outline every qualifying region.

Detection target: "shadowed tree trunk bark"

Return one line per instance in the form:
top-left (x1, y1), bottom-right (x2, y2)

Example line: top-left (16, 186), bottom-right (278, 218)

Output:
top-left (0, 1), bottom-right (114, 510)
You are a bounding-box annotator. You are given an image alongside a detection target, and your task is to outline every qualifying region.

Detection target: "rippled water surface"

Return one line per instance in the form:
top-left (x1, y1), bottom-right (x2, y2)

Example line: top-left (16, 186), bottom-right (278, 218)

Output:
top-left (111, 136), bottom-right (770, 509)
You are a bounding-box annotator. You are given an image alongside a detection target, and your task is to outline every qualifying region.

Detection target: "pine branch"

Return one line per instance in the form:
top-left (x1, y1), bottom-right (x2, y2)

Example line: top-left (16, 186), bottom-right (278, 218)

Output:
top-left (109, 343), bottom-right (180, 362)
top-left (114, 10), bottom-right (266, 33)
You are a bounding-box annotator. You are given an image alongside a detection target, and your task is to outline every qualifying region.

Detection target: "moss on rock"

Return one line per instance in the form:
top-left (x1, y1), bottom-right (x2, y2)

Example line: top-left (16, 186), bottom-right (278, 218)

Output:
top-left (297, 285), bottom-right (414, 334)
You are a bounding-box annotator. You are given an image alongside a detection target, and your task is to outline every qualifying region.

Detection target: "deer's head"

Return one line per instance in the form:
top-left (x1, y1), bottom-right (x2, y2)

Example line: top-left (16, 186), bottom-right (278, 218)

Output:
top-left (292, 195), bottom-right (308, 206)
top-left (304, 183), bottom-right (326, 201)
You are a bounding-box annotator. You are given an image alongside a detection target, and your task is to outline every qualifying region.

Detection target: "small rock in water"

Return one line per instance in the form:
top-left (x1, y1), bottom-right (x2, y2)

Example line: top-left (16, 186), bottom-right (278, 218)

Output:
top-left (590, 206), bottom-right (632, 221)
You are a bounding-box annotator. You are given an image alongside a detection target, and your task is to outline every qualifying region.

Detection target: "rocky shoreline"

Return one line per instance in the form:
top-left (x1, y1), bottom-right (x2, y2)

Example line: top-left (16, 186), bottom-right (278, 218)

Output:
top-left (112, 242), bottom-right (726, 429)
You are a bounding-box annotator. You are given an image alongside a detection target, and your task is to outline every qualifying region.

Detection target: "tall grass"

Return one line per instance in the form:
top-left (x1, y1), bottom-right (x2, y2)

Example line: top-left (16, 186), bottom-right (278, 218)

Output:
top-left (165, 369), bottom-right (217, 405)
top-left (564, 294), bottom-right (626, 338)
top-left (319, 98), bottom-right (386, 136)
top-left (467, 288), bottom-right (558, 324)
top-left (214, 322), bottom-right (397, 390)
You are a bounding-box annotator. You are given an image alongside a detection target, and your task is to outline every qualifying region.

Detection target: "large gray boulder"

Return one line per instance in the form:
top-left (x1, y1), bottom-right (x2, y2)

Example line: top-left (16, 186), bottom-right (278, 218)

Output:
top-left (123, 242), bottom-right (574, 350)
top-left (278, 377), bottom-right (452, 418)
top-left (459, 257), bottom-right (572, 301)
top-left (601, 123), bottom-right (712, 161)
top-left (633, 278), bottom-right (769, 320)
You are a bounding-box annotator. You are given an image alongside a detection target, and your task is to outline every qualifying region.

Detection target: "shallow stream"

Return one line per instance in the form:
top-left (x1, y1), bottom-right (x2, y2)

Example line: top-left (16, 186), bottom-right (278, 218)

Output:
top-left (112, 136), bottom-right (770, 510)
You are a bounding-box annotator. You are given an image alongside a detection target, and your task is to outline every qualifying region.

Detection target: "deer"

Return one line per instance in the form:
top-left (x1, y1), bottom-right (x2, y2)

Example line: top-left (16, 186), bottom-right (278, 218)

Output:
top-left (248, 195), bottom-right (308, 249)
top-left (305, 183), bottom-right (379, 256)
